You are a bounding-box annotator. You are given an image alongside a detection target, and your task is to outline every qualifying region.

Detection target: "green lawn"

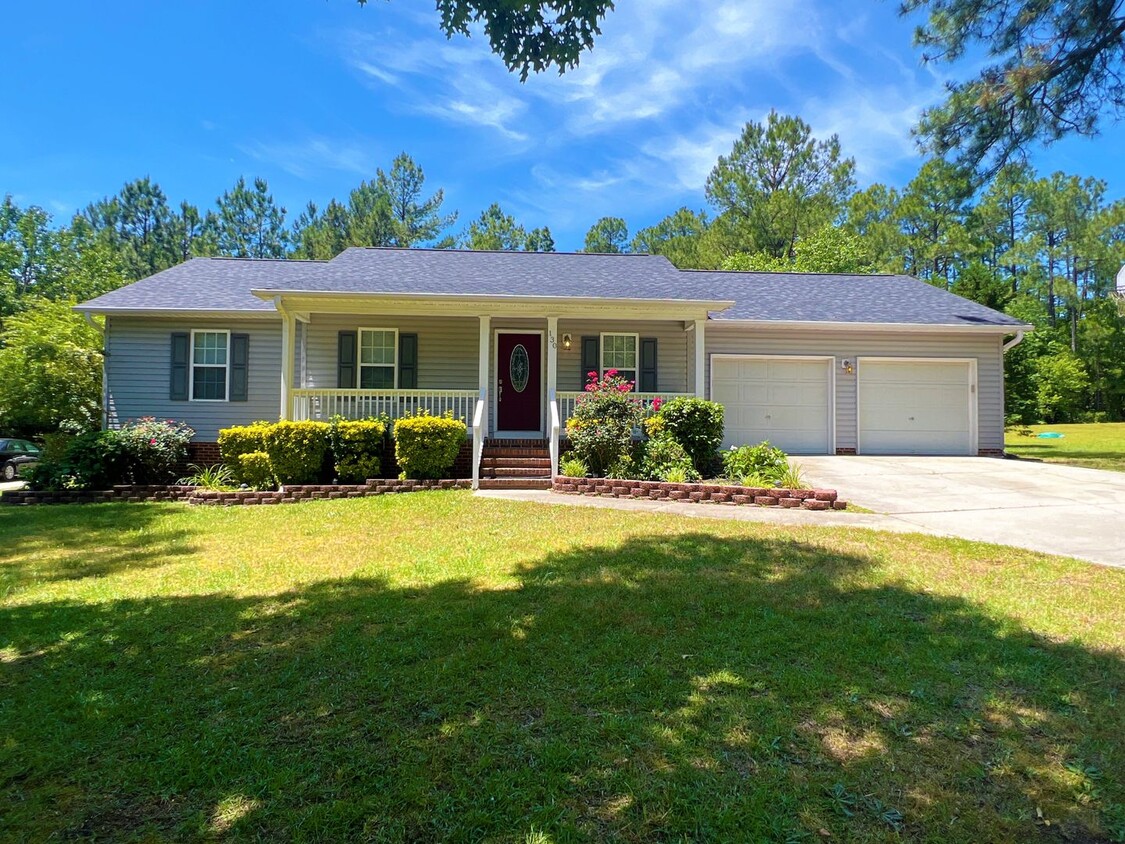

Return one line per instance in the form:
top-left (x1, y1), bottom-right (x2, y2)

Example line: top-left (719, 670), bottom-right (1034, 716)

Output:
top-left (2, 494), bottom-right (1123, 843)
top-left (1005, 422), bottom-right (1125, 472)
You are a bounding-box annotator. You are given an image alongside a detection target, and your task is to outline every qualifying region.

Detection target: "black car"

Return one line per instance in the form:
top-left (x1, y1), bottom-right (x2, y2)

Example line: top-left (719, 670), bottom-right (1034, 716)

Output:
top-left (0, 438), bottom-right (41, 481)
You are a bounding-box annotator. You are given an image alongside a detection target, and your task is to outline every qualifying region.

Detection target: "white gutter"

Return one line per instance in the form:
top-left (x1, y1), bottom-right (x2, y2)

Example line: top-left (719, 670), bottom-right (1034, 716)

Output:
top-left (1002, 330), bottom-right (1025, 352)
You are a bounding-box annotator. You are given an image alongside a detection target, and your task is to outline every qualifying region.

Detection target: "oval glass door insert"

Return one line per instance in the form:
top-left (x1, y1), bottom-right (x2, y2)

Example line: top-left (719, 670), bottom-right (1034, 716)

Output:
top-left (510, 344), bottom-right (530, 393)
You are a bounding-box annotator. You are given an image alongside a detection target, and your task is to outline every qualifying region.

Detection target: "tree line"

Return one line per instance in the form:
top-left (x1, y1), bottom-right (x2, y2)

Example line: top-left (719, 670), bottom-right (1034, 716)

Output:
top-left (2, 113), bottom-right (1124, 435)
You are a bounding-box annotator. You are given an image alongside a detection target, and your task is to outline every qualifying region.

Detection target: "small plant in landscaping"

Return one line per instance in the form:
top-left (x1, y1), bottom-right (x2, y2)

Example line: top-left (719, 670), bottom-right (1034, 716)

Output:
top-left (662, 464), bottom-right (690, 484)
top-left (559, 456), bottom-right (588, 478)
top-left (237, 452), bottom-right (277, 491)
top-left (723, 441), bottom-right (790, 486)
top-left (778, 462), bottom-right (808, 490)
top-left (638, 435), bottom-right (700, 482)
top-left (394, 411), bottom-right (466, 479)
top-left (566, 370), bottom-right (644, 476)
top-left (656, 396), bottom-right (724, 474)
top-left (738, 473), bottom-right (774, 488)
top-left (178, 463), bottom-right (236, 490)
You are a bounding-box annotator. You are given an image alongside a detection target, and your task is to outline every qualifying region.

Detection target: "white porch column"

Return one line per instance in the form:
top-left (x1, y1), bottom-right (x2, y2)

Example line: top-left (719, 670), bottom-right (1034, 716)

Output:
top-left (546, 316), bottom-right (558, 400)
top-left (478, 315), bottom-right (491, 395)
top-left (693, 318), bottom-right (706, 397)
top-left (279, 310), bottom-right (295, 420)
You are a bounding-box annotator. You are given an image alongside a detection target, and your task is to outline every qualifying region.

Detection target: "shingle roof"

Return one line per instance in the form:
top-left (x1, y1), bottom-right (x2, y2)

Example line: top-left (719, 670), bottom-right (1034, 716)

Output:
top-left (75, 256), bottom-right (326, 313)
top-left (76, 247), bottom-right (1028, 329)
top-left (258, 247), bottom-right (702, 301)
top-left (682, 270), bottom-right (1028, 327)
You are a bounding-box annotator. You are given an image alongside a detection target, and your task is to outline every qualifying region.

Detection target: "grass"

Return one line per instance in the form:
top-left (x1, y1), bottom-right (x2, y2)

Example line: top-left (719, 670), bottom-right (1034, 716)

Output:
top-left (1, 493), bottom-right (1123, 843)
top-left (1005, 422), bottom-right (1125, 472)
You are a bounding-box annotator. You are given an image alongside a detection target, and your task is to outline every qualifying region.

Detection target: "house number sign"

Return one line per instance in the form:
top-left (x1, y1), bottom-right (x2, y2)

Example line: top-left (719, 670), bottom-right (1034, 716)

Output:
top-left (510, 344), bottom-right (530, 393)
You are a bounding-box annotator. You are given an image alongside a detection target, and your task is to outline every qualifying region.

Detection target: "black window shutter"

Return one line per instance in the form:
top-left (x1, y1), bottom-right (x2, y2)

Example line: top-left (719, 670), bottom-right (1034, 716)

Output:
top-left (399, 333), bottom-right (418, 389)
top-left (170, 332), bottom-right (189, 401)
top-left (230, 333), bottom-right (249, 401)
top-left (337, 331), bottom-right (357, 388)
top-left (580, 336), bottom-right (599, 389)
top-left (640, 337), bottom-right (658, 392)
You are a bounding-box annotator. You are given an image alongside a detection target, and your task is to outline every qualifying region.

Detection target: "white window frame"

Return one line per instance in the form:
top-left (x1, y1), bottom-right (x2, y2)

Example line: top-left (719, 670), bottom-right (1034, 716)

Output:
top-left (358, 327), bottom-right (398, 390)
top-left (600, 332), bottom-right (640, 391)
top-left (189, 329), bottom-right (231, 403)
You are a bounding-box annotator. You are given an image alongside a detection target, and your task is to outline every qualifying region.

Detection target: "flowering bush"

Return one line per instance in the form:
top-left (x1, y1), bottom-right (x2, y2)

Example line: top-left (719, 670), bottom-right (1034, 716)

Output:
top-left (25, 417), bottom-right (194, 490)
top-left (565, 370), bottom-right (645, 476)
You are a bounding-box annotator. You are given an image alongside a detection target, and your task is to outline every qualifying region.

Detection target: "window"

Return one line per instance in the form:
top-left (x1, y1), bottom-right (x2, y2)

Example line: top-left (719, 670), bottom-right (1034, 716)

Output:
top-left (191, 330), bottom-right (229, 401)
top-left (359, 328), bottom-right (397, 389)
top-left (601, 333), bottom-right (638, 388)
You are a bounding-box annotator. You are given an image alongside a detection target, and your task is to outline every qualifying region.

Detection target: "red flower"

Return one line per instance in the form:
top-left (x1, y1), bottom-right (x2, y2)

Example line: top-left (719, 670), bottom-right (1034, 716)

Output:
top-left (652, 397), bottom-right (663, 410)
top-left (606, 368), bottom-right (618, 377)
top-left (587, 371), bottom-right (598, 379)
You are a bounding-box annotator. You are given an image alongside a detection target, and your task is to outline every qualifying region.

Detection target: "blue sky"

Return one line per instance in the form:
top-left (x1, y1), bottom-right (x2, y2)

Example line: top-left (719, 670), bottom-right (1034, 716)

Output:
top-left (4, 0), bottom-right (1122, 251)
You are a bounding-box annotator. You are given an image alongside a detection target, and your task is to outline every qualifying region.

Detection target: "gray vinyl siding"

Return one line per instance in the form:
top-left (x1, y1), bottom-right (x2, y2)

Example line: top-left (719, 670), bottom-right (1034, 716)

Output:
top-left (105, 316), bottom-right (282, 441)
top-left (704, 325), bottom-right (1005, 452)
top-left (556, 319), bottom-right (690, 393)
top-left (304, 314), bottom-right (479, 390)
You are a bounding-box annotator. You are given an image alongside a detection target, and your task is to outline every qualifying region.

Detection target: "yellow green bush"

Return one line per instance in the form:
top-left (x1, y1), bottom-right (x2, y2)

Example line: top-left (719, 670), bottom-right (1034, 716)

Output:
top-left (262, 421), bottom-right (331, 484)
top-left (237, 451), bottom-right (276, 490)
top-left (218, 421), bottom-right (272, 476)
top-left (331, 417), bottom-right (386, 483)
top-left (393, 412), bottom-right (467, 479)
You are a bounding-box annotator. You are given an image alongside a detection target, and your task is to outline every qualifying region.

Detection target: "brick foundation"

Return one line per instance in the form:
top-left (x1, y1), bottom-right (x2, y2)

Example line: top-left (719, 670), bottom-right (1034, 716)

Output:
top-left (187, 441), bottom-right (222, 464)
top-left (834, 447), bottom-right (857, 456)
top-left (1, 479), bottom-right (471, 507)
top-left (978, 448), bottom-right (1005, 457)
top-left (553, 477), bottom-right (847, 510)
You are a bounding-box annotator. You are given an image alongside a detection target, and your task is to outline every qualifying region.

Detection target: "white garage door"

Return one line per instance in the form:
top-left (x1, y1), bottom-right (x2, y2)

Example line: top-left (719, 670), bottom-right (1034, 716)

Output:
top-left (711, 356), bottom-right (833, 453)
top-left (858, 359), bottom-right (974, 455)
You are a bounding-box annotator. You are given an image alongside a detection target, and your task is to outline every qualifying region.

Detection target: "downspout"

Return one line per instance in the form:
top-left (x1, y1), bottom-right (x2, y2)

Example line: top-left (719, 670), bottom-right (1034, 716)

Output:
top-left (1002, 330), bottom-right (1025, 353)
top-left (84, 312), bottom-right (109, 431)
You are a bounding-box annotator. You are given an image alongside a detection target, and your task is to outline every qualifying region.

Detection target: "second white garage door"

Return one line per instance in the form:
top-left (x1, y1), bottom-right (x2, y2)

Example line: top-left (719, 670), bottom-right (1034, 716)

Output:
top-left (710, 356), bottom-right (833, 453)
top-left (858, 358), bottom-right (975, 455)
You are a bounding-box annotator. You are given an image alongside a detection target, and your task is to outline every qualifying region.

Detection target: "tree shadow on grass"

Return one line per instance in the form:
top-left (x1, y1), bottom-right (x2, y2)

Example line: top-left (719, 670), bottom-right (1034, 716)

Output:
top-left (0, 503), bottom-right (197, 593)
top-left (1, 531), bottom-right (1122, 842)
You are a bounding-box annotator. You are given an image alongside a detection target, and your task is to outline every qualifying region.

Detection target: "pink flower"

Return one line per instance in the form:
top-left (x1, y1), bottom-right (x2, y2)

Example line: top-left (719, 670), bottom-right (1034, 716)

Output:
top-left (606, 368), bottom-right (618, 377)
top-left (652, 397), bottom-right (663, 410)
top-left (150, 438), bottom-right (157, 444)
top-left (587, 371), bottom-right (598, 379)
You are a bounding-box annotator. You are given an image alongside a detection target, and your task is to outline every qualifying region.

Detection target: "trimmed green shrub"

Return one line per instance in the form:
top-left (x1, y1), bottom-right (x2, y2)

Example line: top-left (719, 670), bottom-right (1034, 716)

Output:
top-left (218, 421), bottom-right (272, 468)
top-left (657, 397), bottom-right (724, 474)
top-left (393, 411), bottom-right (466, 479)
top-left (722, 441), bottom-right (789, 485)
top-left (262, 421), bottom-right (331, 484)
top-left (237, 452), bottom-right (277, 490)
top-left (330, 417), bottom-right (386, 483)
top-left (638, 435), bottom-right (700, 482)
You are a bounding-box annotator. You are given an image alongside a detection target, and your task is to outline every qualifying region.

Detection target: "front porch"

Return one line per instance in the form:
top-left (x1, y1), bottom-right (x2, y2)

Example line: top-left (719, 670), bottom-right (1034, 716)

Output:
top-left (275, 308), bottom-right (708, 489)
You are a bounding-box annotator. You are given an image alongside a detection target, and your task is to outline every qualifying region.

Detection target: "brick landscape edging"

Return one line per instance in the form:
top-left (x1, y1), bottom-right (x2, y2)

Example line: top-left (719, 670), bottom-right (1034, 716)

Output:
top-left (0, 479), bottom-right (470, 507)
top-left (552, 477), bottom-right (848, 511)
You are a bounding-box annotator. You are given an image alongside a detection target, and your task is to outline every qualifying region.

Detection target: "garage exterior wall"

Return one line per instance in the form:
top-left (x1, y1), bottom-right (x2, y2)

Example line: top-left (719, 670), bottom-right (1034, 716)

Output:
top-left (703, 325), bottom-right (1005, 453)
top-left (105, 316), bottom-right (282, 441)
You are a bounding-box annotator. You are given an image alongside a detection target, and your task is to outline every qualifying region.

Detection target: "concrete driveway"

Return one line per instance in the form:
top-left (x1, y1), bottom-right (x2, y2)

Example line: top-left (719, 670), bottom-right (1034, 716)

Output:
top-left (799, 456), bottom-right (1125, 568)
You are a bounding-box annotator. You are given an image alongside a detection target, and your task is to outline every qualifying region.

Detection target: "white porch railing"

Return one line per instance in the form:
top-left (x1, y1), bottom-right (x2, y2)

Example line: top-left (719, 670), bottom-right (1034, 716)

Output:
top-left (548, 392), bottom-right (560, 478)
top-left (471, 389), bottom-right (486, 490)
top-left (556, 391), bottom-right (693, 431)
top-left (290, 389), bottom-right (479, 424)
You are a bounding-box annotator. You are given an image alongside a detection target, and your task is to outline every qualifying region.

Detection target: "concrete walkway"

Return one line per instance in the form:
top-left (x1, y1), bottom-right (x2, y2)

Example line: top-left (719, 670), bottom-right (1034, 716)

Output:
top-left (477, 456), bottom-right (1125, 570)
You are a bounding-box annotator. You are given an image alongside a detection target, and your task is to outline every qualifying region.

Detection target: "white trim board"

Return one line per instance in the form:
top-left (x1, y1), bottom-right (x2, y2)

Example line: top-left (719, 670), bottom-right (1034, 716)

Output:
top-left (709, 354), bottom-right (837, 454)
top-left (855, 356), bottom-right (978, 456)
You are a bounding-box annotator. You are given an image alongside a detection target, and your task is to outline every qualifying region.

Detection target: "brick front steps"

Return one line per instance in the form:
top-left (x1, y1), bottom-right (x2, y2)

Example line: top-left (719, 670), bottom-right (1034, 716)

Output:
top-left (1, 479), bottom-right (470, 507)
top-left (552, 477), bottom-right (847, 510)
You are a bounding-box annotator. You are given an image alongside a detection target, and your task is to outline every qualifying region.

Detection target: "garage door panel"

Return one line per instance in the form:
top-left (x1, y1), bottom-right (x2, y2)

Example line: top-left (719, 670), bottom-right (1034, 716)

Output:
top-left (859, 360), bottom-right (972, 455)
top-left (711, 357), bottom-right (832, 454)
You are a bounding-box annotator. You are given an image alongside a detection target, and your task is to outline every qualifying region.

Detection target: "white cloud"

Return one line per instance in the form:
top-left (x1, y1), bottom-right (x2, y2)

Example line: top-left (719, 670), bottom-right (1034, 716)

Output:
top-left (238, 137), bottom-right (379, 179)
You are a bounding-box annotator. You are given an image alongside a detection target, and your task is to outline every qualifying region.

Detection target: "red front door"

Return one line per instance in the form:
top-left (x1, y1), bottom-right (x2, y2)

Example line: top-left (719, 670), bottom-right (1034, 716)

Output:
top-left (497, 333), bottom-right (542, 432)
